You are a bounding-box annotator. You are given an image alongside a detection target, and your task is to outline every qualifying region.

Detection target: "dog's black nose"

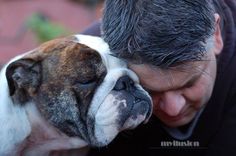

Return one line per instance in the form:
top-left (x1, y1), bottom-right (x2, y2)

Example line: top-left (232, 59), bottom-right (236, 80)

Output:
top-left (114, 75), bottom-right (135, 91)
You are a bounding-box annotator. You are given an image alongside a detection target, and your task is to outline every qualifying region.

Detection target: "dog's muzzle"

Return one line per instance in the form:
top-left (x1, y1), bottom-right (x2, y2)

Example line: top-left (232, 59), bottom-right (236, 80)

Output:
top-left (86, 73), bottom-right (152, 147)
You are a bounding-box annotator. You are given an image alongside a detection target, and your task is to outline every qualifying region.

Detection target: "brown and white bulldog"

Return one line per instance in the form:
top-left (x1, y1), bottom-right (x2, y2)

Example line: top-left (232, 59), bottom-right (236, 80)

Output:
top-left (0, 35), bottom-right (152, 156)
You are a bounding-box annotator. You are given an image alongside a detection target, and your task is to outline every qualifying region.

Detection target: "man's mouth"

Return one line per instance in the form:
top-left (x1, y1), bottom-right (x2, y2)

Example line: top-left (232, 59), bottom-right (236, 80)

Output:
top-left (157, 109), bottom-right (188, 122)
top-left (155, 103), bottom-right (192, 121)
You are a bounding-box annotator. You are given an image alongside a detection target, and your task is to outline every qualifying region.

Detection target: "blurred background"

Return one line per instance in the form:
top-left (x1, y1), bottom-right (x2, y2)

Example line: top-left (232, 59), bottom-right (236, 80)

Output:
top-left (0, 0), bottom-right (104, 67)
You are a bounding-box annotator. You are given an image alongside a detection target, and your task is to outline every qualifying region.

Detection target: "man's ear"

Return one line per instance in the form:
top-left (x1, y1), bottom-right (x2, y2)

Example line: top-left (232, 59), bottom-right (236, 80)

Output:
top-left (6, 59), bottom-right (42, 98)
top-left (213, 13), bottom-right (223, 55)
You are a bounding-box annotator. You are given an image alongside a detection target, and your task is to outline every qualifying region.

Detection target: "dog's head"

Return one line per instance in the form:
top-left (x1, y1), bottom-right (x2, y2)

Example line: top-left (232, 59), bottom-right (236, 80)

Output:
top-left (5, 35), bottom-right (152, 147)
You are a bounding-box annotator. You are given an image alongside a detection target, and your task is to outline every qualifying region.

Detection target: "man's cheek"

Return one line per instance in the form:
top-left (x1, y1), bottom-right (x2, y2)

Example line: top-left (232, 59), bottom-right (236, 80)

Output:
top-left (150, 93), bottom-right (162, 110)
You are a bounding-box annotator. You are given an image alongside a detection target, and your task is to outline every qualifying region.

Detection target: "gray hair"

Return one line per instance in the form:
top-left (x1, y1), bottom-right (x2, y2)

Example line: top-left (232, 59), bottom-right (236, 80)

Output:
top-left (102, 0), bottom-right (216, 68)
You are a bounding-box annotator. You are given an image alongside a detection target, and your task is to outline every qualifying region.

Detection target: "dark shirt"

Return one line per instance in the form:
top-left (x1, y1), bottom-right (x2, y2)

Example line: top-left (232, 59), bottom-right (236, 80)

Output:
top-left (83, 0), bottom-right (236, 155)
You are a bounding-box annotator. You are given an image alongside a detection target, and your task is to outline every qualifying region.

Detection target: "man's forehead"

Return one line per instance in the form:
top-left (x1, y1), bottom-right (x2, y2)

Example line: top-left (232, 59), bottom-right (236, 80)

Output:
top-left (128, 61), bottom-right (209, 92)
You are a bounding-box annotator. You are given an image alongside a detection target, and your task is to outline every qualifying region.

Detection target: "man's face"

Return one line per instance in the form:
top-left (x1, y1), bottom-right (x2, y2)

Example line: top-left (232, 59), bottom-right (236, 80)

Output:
top-left (129, 51), bottom-right (217, 127)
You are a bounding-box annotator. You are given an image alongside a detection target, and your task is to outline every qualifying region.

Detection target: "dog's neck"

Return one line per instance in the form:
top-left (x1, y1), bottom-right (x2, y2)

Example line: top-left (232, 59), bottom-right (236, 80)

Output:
top-left (20, 104), bottom-right (88, 156)
top-left (0, 65), bottom-right (87, 156)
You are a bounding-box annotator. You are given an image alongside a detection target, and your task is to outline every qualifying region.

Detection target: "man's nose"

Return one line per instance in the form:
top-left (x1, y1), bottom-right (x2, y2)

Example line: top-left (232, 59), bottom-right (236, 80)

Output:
top-left (159, 91), bottom-right (186, 116)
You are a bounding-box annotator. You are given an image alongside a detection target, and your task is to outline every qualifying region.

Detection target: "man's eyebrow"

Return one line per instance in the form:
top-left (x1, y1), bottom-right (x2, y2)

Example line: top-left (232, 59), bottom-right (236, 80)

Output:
top-left (181, 74), bottom-right (200, 88)
top-left (144, 75), bottom-right (200, 93)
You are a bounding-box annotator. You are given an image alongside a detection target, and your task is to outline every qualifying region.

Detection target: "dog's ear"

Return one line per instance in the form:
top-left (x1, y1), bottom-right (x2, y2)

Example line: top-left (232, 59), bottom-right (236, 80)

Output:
top-left (6, 59), bottom-right (42, 98)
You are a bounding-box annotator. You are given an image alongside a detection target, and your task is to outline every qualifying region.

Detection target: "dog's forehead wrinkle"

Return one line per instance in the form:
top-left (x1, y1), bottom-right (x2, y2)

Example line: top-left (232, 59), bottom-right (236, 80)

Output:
top-left (37, 37), bottom-right (75, 54)
top-left (39, 45), bottom-right (106, 84)
top-left (24, 37), bottom-right (94, 64)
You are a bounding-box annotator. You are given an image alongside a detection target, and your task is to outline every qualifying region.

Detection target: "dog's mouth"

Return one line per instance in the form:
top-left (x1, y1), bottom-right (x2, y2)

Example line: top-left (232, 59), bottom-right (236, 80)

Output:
top-left (121, 99), bottom-right (152, 130)
top-left (84, 88), bottom-right (152, 147)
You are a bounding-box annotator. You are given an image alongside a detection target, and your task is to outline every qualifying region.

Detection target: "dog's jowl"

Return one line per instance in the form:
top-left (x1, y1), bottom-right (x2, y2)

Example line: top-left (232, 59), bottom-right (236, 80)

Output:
top-left (0, 35), bottom-right (152, 156)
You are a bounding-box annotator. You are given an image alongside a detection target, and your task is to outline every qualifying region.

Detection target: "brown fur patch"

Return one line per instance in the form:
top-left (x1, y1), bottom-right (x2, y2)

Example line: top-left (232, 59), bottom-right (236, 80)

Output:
top-left (13, 36), bottom-right (107, 137)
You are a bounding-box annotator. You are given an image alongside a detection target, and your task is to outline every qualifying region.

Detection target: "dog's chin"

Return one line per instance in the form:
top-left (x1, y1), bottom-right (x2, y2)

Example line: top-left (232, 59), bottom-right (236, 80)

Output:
top-left (93, 108), bottom-right (150, 147)
top-left (87, 91), bottom-right (152, 147)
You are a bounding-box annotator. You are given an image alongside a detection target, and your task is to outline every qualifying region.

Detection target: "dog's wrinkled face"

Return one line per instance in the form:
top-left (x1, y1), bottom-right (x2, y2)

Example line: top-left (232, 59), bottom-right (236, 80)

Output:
top-left (6, 35), bottom-right (152, 147)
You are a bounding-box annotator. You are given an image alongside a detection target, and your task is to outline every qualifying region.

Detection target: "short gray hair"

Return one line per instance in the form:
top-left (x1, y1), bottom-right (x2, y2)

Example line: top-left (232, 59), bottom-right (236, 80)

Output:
top-left (102, 0), bottom-right (216, 68)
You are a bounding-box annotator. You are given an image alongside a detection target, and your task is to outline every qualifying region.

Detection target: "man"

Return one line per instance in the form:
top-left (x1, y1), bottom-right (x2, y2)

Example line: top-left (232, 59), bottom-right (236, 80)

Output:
top-left (83, 0), bottom-right (236, 155)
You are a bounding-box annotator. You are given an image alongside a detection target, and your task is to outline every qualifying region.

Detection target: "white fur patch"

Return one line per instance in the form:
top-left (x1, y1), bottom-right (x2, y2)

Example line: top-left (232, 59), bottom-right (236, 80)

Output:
top-left (0, 53), bottom-right (32, 155)
top-left (94, 94), bottom-right (121, 145)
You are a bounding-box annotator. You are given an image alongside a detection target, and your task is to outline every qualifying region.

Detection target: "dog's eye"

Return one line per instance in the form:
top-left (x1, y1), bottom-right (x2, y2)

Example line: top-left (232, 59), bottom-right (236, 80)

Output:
top-left (79, 79), bottom-right (96, 85)
top-left (75, 77), bottom-right (97, 86)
